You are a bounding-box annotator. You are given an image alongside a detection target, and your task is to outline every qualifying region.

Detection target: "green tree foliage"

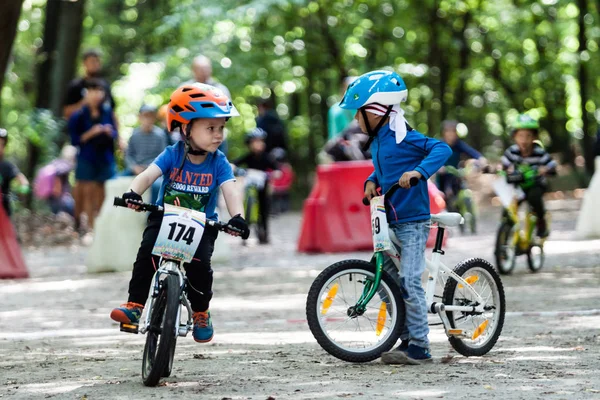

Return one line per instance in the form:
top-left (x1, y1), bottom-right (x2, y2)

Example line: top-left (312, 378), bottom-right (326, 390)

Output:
top-left (2, 0), bottom-right (600, 190)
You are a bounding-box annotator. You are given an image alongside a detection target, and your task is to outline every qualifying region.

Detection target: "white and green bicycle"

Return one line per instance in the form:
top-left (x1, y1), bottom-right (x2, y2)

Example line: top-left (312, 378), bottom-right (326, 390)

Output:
top-left (306, 180), bottom-right (506, 362)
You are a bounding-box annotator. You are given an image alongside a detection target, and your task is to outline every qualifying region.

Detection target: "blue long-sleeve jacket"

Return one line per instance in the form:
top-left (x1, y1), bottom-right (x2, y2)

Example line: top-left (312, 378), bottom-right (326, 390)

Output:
top-left (366, 124), bottom-right (451, 224)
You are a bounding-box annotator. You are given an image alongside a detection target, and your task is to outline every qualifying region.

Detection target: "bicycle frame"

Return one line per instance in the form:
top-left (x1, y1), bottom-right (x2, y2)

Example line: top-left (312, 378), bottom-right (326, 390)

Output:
top-left (140, 258), bottom-right (193, 338)
top-left (504, 199), bottom-right (537, 252)
top-left (355, 226), bottom-right (486, 317)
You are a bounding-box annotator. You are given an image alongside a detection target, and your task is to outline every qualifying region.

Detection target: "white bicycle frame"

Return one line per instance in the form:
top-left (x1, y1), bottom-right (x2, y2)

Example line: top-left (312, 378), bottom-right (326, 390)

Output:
top-left (384, 227), bottom-right (487, 337)
top-left (140, 258), bottom-right (194, 338)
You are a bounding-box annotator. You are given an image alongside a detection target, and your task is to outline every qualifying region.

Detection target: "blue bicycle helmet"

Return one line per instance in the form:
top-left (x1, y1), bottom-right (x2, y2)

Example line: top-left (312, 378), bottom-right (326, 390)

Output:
top-left (339, 70), bottom-right (408, 110)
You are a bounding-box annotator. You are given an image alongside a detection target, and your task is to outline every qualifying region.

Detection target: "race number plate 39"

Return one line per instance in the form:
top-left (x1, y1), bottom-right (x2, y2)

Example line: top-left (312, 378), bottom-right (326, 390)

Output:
top-left (370, 196), bottom-right (391, 252)
top-left (152, 204), bottom-right (206, 263)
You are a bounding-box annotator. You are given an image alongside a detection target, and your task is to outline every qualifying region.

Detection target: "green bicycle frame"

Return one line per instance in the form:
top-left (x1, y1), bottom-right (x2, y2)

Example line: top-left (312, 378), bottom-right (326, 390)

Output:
top-left (353, 252), bottom-right (385, 313)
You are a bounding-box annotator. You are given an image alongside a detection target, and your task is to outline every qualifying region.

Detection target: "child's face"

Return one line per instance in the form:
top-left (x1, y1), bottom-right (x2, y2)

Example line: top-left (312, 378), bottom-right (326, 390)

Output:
top-left (139, 112), bottom-right (156, 130)
top-left (514, 129), bottom-right (535, 152)
top-left (249, 138), bottom-right (266, 153)
top-left (443, 128), bottom-right (458, 145)
top-left (85, 87), bottom-right (105, 107)
top-left (188, 118), bottom-right (225, 153)
top-left (355, 110), bottom-right (382, 134)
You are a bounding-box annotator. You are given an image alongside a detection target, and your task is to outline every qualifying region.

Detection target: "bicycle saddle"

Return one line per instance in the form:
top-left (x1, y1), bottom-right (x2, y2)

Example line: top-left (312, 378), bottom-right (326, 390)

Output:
top-left (431, 213), bottom-right (464, 227)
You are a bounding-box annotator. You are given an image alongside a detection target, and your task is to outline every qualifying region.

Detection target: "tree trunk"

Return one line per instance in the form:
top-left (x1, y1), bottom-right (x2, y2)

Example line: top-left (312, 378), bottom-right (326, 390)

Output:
top-left (0, 0), bottom-right (25, 118)
top-left (578, 0), bottom-right (594, 175)
top-left (25, 0), bottom-right (86, 205)
top-left (50, 0), bottom-right (86, 116)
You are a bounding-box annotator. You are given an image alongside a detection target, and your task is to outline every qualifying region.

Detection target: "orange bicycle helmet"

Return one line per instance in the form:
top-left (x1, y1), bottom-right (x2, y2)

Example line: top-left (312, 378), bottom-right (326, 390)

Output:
top-left (166, 83), bottom-right (239, 132)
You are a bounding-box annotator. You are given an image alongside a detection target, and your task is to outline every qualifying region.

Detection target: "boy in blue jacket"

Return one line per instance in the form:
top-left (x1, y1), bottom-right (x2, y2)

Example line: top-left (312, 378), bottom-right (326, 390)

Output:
top-left (340, 70), bottom-right (451, 364)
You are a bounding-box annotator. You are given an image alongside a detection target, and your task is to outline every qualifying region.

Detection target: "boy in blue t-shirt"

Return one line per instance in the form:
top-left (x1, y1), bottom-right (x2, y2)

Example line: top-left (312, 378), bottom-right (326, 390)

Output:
top-left (339, 70), bottom-right (451, 364)
top-left (110, 83), bottom-right (250, 343)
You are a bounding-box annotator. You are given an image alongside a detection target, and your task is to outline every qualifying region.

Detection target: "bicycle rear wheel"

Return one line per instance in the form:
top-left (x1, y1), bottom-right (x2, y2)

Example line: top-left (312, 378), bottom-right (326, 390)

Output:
top-left (442, 258), bottom-right (505, 357)
top-left (142, 273), bottom-right (180, 386)
top-left (306, 260), bottom-right (404, 362)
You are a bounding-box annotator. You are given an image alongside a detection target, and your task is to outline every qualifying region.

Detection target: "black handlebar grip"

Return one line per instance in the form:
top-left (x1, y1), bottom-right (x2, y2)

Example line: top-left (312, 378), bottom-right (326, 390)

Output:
top-left (409, 177), bottom-right (419, 187)
top-left (113, 197), bottom-right (128, 207)
top-left (362, 197), bottom-right (370, 206)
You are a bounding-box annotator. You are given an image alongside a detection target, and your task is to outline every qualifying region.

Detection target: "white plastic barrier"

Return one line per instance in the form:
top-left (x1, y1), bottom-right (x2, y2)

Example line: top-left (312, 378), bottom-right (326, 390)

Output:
top-left (86, 177), bottom-right (150, 273)
top-left (87, 176), bottom-right (240, 272)
top-left (575, 157), bottom-right (600, 239)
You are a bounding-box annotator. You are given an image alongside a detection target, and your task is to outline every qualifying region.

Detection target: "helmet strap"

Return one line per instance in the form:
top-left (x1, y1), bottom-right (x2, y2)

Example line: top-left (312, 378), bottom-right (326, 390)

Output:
top-left (361, 105), bottom-right (393, 151)
top-left (184, 122), bottom-right (207, 156)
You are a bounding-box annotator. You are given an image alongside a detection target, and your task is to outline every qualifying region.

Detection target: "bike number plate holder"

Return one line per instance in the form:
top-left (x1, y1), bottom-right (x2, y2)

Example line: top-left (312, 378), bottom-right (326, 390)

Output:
top-left (370, 196), bottom-right (391, 252)
top-left (152, 204), bottom-right (206, 263)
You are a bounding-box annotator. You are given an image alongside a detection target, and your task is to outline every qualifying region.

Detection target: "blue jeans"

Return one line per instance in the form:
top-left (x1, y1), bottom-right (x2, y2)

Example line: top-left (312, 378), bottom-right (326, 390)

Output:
top-left (385, 220), bottom-right (430, 349)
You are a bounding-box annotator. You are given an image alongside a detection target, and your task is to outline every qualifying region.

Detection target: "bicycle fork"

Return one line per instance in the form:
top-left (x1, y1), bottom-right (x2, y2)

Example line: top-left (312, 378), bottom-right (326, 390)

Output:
top-left (137, 260), bottom-right (195, 338)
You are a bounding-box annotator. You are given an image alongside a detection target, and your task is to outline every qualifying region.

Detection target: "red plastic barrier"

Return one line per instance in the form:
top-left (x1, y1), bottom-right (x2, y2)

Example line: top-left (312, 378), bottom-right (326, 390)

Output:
top-left (298, 162), bottom-right (447, 253)
top-left (0, 205), bottom-right (28, 279)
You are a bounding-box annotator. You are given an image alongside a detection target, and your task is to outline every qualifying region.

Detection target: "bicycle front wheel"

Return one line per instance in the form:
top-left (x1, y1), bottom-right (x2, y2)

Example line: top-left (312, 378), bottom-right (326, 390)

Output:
top-left (442, 258), bottom-right (505, 357)
top-left (142, 273), bottom-right (180, 386)
top-left (495, 222), bottom-right (516, 274)
top-left (306, 260), bottom-right (404, 362)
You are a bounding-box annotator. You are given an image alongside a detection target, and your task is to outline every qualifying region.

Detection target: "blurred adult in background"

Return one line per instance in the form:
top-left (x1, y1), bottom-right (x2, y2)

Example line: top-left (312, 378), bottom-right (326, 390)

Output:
top-left (63, 49), bottom-right (116, 120)
top-left (327, 76), bottom-right (358, 140)
top-left (189, 55), bottom-right (231, 155)
top-left (256, 98), bottom-right (288, 155)
top-left (122, 105), bottom-right (168, 203)
top-left (68, 79), bottom-right (118, 232)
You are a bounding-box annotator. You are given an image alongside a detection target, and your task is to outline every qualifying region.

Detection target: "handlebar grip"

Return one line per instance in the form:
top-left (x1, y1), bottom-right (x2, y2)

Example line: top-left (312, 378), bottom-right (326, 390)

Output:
top-left (113, 197), bottom-right (128, 208)
top-left (362, 197), bottom-right (370, 206)
top-left (409, 177), bottom-right (419, 187)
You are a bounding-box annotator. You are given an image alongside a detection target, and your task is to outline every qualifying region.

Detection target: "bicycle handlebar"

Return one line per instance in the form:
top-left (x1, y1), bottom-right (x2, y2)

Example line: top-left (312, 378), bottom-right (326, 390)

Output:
top-left (113, 197), bottom-right (242, 235)
top-left (362, 177), bottom-right (420, 206)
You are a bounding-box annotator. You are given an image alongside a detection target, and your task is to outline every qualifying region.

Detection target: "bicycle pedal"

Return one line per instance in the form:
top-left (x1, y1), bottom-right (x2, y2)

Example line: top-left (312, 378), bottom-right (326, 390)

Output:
top-left (119, 322), bottom-right (139, 334)
top-left (448, 329), bottom-right (463, 337)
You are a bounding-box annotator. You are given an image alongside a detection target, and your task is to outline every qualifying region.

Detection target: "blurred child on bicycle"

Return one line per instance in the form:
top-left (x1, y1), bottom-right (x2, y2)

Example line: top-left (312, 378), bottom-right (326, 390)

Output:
top-left (0, 128), bottom-right (30, 218)
top-left (501, 114), bottom-right (556, 238)
top-left (340, 70), bottom-right (451, 365)
top-left (437, 120), bottom-right (485, 198)
top-left (231, 128), bottom-right (279, 244)
top-left (110, 83), bottom-right (250, 343)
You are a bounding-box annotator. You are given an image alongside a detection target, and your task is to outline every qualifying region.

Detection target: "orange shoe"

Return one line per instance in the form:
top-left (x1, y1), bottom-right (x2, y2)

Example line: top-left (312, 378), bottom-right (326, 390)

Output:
top-left (110, 302), bottom-right (144, 324)
top-left (192, 311), bottom-right (214, 343)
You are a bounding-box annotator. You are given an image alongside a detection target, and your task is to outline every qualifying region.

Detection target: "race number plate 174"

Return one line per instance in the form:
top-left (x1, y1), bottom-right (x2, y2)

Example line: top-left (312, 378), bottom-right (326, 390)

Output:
top-left (370, 196), bottom-right (391, 252)
top-left (152, 204), bottom-right (206, 263)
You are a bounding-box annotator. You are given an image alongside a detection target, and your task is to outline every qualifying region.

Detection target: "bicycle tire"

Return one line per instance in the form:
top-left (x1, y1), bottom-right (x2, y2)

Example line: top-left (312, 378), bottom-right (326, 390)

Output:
top-left (494, 222), bottom-right (516, 275)
top-left (306, 260), bottom-right (404, 363)
top-left (442, 258), bottom-right (505, 357)
top-left (142, 273), bottom-right (180, 386)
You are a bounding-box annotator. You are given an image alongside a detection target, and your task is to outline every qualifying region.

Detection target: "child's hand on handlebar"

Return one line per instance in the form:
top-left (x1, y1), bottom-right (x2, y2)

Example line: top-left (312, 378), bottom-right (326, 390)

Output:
top-left (399, 171), bottom-right (422, 189)
top-left (364, 181), bottom-right (378, 201)
top-left (226, 214), bottom-right (250, 239)
top-left (122, 189), bottom-right (143, 212)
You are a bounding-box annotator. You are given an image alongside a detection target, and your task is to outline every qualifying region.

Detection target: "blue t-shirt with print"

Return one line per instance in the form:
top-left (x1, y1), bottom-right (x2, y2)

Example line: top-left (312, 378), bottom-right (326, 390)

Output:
top-left (152, 141), bottom-right (235, 220)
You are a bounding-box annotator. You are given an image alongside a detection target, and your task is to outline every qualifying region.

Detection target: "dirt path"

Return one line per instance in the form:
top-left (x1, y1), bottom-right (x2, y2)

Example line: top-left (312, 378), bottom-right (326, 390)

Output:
top-left (1, 199), bottom-right (599, 399)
